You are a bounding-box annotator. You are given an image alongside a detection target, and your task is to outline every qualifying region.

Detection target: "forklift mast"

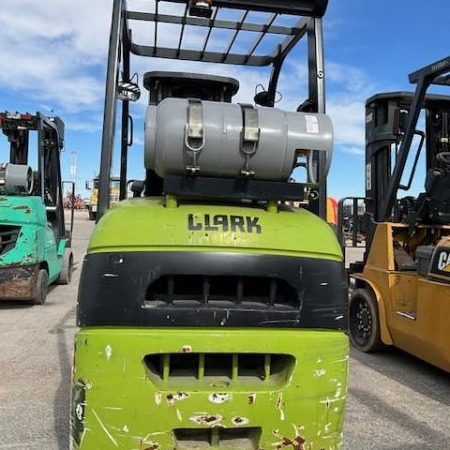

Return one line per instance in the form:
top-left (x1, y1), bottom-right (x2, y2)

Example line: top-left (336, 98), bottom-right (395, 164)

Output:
top-left (0, 112), bottom-right (67, 241)
top-left (364, 56), bottom-right (450, 248)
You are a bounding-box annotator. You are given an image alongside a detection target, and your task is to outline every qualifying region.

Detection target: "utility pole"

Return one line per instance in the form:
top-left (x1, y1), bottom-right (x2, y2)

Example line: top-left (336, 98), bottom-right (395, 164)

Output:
top-left (70, 150), bottom-right (78, 189)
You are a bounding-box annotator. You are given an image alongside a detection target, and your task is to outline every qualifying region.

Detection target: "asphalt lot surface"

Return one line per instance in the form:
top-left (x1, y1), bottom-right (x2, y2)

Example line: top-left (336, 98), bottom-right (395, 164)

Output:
top-left (0, 211), bottom-right (449, 449)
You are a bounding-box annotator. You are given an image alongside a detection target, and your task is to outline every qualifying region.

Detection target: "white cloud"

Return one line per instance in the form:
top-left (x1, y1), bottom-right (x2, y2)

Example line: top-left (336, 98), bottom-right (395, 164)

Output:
top-left (339, 146), bottom-right (365, 156)
top-left (0, 1), bottom-right (378, 154)
top-left (327, 62), bottom-right (378, 152)
top-left (328, 99), bottom-right (365, 148)
top-left (65, 114), bottom-right (104, 133)
top-left (0, 0), bottom-right (113, 113)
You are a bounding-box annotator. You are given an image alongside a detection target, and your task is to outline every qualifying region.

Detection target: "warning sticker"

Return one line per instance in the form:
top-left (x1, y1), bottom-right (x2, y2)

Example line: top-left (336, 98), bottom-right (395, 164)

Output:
top-left (305, 115), bottom-right (319, 134)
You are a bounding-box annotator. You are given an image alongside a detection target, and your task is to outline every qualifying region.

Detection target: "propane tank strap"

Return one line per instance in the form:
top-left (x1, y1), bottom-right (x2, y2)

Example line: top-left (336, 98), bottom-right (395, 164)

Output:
top-left (240, 104), bottom-right (260, 149)
top-left (239, 104), bottom-right (260, 178)
top-left (187, 99), bottom-right (204, 141)
top-left (185, 99), bottom-right (204, 175)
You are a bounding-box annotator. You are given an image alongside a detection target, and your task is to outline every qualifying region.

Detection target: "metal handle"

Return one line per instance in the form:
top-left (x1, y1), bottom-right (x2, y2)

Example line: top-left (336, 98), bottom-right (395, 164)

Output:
top-left (128, 114), bottom-right (134, 146)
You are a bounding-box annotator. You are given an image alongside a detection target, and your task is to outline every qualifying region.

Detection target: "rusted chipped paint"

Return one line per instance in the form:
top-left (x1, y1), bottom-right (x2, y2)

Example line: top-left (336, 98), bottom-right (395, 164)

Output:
top-left (273, 428), bottom-right (307, 450)
top-left (0, 264), bottom-right (38, 300)
top-left (189, 414), bottom-right (223, 426)
top-left (248, 393), bottom-right (256, 405)
top-left (231, 416), bottom-right (250, 426)
top-left (275, 435), bottom-right (306, 450)
top-left (166, 391), bottom-right (190, 405)
top-left (181, 345), bottom-right (192, 353)
top-left (139, 442), bottom-right (160, 450)
top-left (314, 368), bottom-right (327, 377)
top-left (208, 392), bottom-right (232, 404)
top-left (13, 204), bottom-right (32, 213)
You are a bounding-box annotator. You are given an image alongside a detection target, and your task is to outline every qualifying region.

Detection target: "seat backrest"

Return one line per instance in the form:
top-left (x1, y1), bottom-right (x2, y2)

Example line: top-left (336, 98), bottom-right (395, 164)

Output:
top-left (423, 168), bottom-right (450, 224)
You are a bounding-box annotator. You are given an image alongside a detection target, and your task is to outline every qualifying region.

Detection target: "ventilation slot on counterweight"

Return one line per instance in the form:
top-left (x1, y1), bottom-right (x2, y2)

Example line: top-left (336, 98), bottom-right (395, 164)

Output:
top-left (143, 275), bottom-right (299, 309)
top-left (142, 352), bottom-right (295, 389)
top-left (174, 427), bottom-right (262, 450)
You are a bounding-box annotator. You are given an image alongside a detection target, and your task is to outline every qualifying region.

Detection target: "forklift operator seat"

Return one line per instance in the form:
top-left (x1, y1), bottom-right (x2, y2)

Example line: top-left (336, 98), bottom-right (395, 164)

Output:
top-left (418, 152), bottom-right (450, 224)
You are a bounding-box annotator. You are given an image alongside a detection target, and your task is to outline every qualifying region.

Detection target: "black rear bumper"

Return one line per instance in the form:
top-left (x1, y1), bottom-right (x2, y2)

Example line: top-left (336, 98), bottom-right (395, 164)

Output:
top-left (77, 251), bottom-right (346, 329)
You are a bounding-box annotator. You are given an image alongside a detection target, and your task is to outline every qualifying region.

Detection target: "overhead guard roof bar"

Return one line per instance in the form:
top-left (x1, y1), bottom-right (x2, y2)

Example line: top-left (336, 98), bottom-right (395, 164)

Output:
top-left (380, 55), bottom-right (450, 221)
top-left (408, 56), bottom-right (450, 84)
top-left (126, 6), bottom-right (311, 66)
top-left (167, 0), bottom-right (328, 16)
top-left (127, 11), bottom-right (297, 35)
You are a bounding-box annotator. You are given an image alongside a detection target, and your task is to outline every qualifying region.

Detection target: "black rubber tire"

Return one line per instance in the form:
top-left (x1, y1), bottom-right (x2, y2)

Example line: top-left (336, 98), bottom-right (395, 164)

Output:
top-left (348, 288), bottom-right (384, 352)
top-left (57, 251), bottom-right (73, 285)
top-left (33, 269), bottom-right (49, 305)
top-left (88, 210), bottom-right (96, 221)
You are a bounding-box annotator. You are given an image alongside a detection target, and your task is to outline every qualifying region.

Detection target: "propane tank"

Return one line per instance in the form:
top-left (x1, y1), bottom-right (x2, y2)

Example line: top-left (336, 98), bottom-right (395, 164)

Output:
top-left (145, 97), bottom-right (333, 182)
top-left (0, 163), bottom-right (33, 195)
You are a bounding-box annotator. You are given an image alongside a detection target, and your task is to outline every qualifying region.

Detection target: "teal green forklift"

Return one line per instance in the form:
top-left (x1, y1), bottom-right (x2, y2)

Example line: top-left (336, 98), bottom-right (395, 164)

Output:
top-left (0, 111), bottom-right (74, 304)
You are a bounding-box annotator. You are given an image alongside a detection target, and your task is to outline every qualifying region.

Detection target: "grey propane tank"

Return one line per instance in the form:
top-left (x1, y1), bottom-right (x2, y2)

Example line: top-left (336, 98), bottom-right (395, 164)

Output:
top-left (145, 97), bottom-right (333, 182)
top-left (0, 163), bottom-right (33, 195)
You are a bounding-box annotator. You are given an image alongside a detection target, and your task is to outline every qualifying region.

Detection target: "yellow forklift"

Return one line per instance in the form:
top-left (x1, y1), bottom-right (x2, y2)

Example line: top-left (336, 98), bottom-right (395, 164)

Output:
top-left (341, 56), bottom-right (450, 372)
top-left (85, 175), bottom-right (120, 220)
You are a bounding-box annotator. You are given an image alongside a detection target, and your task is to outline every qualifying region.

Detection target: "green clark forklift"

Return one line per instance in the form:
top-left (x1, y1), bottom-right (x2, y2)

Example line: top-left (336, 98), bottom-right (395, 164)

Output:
top-left (71, 1), bottom-right (349, 449)
top-left (0, 111), bottom-right (74, 304)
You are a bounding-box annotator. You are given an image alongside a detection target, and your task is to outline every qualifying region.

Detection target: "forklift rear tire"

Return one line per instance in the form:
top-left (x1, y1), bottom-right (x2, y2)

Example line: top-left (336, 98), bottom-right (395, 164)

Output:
top-left (57, 251), bottom-right (74, 285)
top-left (348, 288), bottom-right (384, 352)
top-left (88, 211), bottom-right (96, 221)
top-left (34, 269), bottom-right (49, 305)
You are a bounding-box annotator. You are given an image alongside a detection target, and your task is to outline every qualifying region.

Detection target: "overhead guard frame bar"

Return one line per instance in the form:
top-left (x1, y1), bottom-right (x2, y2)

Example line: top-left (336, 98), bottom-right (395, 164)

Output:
top-left (127, 10), bottom-right (310, 67)
top-left (98, 0), bottom-right (328, 219)
top-left (166, 0), bottom-right (328, 17)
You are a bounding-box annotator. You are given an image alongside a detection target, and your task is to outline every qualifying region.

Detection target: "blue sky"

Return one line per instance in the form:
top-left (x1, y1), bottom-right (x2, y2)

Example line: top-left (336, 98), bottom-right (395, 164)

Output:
top-left (0, 0), bottom-right (449, 200)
